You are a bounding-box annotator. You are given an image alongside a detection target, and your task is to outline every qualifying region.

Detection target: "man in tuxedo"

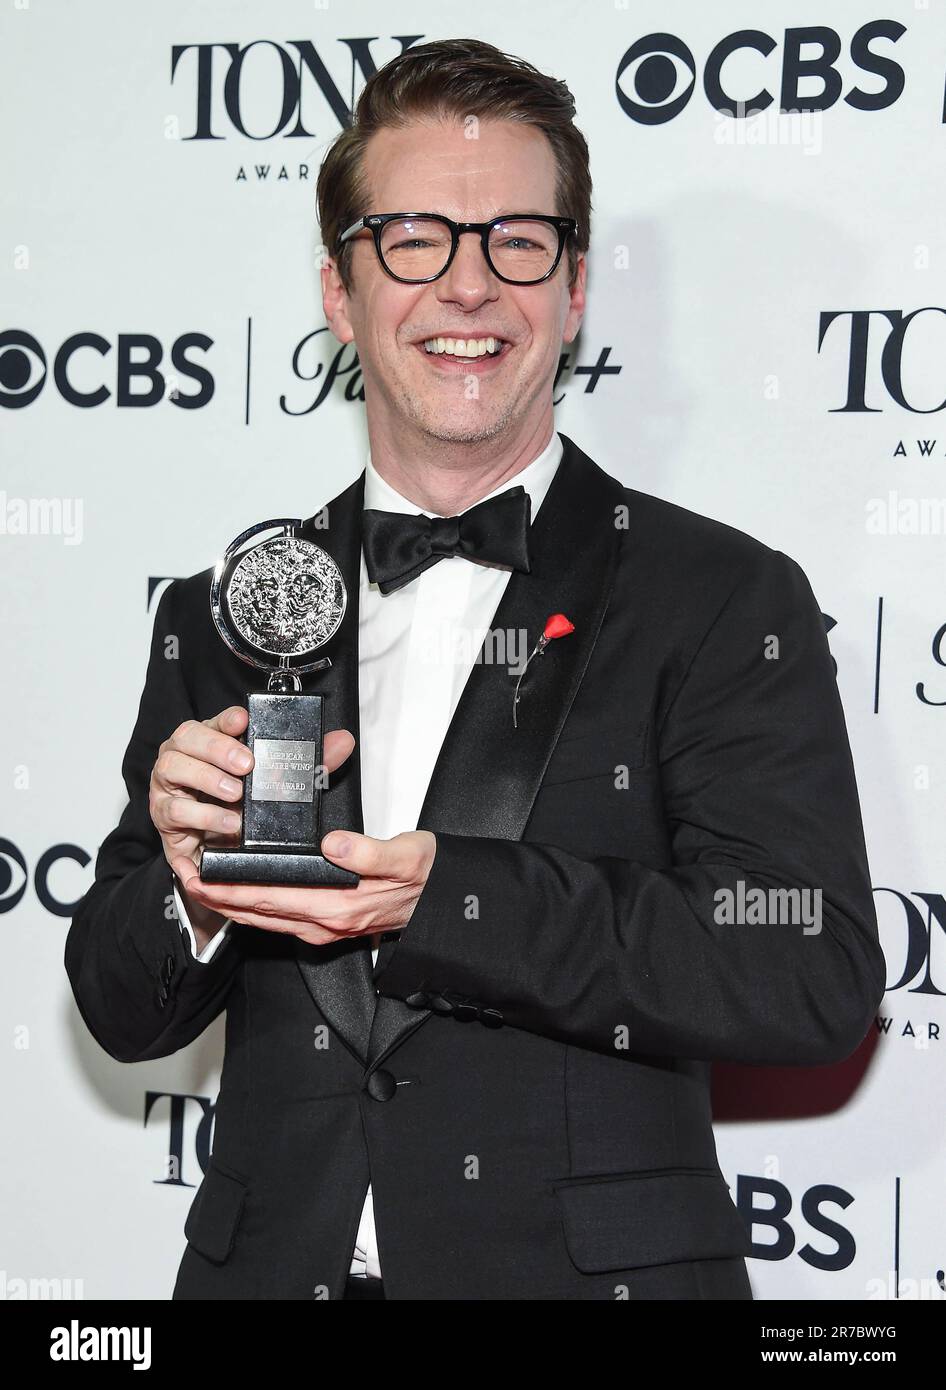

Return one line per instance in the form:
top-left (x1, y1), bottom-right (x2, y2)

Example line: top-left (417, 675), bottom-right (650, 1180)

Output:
top-left (65, 39), bottom-right (886, 1301)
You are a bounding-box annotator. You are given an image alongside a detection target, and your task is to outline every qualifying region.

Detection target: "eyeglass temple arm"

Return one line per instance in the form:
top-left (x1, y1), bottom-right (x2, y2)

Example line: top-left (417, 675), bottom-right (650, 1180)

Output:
top-left (337, 219), bottom-right (365, 246)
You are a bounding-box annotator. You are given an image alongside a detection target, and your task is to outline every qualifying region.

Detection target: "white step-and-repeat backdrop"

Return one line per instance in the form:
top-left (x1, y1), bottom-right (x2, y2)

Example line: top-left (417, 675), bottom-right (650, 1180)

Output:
top-left (2, 1), bottom-right (943, 1300)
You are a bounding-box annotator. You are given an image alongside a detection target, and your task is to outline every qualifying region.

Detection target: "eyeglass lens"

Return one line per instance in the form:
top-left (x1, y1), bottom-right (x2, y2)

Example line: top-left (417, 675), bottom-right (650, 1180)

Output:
top-left (378, 217), bottom-right (559, 281)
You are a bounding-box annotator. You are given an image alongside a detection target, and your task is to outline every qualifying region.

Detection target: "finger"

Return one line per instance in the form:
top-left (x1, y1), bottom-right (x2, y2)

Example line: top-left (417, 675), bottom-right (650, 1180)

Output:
top-left (211, 912), bottom-right (342, 944)
top-left (170, 854), bottom-right (202, 891)
top-left (320, 830), bottom-right (390, 877)
top-left (164, 716), bottom-right (254, 778)
top-left (155, 747), bottom-right (247, 802)
top-left (187, 876), bottom-right (365, 922)
top-left (322, 728), bottom-right (356, 775)
top-left (155, 794), bottom-right (242, 838)
top-left (321, 829), bottom-right (434, 883)
top-left (172, 856), bottom-right (247, 916)
top-left (204, 706), bottom-right (249, 736)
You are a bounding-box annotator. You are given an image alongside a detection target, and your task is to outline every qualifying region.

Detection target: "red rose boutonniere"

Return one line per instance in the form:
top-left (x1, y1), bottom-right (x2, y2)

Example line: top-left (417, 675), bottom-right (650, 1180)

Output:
top-left (513, 613), bottom-right (576, 729)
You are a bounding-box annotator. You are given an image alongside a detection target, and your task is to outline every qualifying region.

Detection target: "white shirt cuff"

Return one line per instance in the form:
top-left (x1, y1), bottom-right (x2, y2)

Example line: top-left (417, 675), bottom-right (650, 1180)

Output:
top-left (173, 878), bottom-right (231, 964)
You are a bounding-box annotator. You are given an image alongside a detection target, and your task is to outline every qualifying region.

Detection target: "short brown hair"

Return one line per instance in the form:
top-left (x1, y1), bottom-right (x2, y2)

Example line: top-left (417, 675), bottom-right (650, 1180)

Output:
top-left (317, 37), bottom-right (592, 294)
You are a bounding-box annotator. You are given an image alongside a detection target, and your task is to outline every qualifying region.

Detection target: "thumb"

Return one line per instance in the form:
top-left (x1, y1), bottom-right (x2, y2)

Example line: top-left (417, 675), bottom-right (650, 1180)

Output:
top-left (321, 830), bottom-right (379, 874)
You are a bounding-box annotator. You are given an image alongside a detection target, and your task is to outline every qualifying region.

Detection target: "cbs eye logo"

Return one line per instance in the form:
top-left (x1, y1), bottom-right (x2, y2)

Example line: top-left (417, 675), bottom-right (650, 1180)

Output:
top-left (0, 837), bottom-right (90, 916)
top-left (0, 330), bottom-right (46, 408)
top-left (617, 33), bottom-right (696, 125)
top-left (616, 22), bottom-right (907, 125)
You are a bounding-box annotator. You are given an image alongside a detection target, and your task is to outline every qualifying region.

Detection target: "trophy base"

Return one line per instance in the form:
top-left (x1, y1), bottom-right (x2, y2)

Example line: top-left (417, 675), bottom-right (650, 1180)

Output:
top-left (199, 846), bottom-right (359, 887)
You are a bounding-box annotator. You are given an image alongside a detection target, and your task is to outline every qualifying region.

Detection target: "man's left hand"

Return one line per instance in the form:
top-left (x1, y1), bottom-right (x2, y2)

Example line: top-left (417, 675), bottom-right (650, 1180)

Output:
top-left (175, 830), bottom-right (437, 948)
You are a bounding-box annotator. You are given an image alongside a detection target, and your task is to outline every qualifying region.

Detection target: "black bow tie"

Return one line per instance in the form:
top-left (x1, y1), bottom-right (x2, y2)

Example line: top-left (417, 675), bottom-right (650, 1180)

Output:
top-left (362, 486), bottom-right (532, 595)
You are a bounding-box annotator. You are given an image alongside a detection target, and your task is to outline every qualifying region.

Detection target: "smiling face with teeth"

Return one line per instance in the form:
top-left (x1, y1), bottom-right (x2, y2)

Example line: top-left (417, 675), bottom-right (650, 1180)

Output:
top-left (321, 116), bottom-right (586, 499)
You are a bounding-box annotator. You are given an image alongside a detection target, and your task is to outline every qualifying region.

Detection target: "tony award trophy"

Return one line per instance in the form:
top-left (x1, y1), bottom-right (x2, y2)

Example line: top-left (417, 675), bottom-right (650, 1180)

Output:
top-left (199, 518), bottom-right (359, 888)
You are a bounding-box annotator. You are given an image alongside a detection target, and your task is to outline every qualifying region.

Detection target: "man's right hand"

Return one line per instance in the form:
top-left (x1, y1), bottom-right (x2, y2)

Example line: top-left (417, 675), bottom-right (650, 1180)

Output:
top-left (149, 705), bottom-right (356, 950)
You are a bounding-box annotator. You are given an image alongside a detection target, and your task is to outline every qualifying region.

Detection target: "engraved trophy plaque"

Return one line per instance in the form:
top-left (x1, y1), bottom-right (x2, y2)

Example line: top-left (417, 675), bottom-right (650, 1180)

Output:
top-left (199, 518), bottom-right (359, 887)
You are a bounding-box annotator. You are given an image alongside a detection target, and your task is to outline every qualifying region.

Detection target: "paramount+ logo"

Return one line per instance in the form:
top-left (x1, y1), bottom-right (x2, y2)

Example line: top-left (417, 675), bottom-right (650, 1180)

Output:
top-left (616, 20), bottom-right (906, 124)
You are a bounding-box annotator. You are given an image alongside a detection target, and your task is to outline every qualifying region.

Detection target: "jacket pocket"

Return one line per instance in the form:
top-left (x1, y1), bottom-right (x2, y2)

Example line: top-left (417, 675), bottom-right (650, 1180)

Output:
top-left (552, 1167), bottom-right (750, 1274)
top-left (183, 1160), bottom-right (250, 1264)
top-left (542, 719), bottom-right (648, 787)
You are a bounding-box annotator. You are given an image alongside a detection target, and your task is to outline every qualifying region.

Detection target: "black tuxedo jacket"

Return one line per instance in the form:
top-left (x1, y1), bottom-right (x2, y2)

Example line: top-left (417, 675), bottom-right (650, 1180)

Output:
top-left (65, 433), bottom-right (885, 1300)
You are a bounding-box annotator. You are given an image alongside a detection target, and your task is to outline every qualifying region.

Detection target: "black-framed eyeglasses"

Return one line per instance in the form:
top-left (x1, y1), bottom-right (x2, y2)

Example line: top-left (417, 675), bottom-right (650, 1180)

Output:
top-left (336, 213), bottom-right (578, 285)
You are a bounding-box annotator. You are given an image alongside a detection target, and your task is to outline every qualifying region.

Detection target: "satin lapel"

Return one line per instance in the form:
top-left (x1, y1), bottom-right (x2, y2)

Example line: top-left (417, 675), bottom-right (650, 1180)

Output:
top-left (292, 472), bottom-right (377, 1067)
top-left (366, 434), bottom-right (625, 1071)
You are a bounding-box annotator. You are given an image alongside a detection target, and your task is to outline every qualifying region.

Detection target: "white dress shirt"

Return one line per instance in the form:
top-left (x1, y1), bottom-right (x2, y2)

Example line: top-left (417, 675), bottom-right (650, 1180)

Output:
top-left (173, 429), bottom-right (563, 1280)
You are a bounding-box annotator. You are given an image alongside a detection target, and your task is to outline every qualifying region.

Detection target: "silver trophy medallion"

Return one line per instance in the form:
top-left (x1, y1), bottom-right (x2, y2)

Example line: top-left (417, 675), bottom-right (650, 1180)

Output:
top-left (210, 519), bottom-right (347, 692)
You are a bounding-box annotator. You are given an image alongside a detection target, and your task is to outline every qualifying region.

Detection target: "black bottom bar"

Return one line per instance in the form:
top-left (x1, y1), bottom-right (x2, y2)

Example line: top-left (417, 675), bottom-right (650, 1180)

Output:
top-left (343, 1276), bottom-right (386, 1300)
